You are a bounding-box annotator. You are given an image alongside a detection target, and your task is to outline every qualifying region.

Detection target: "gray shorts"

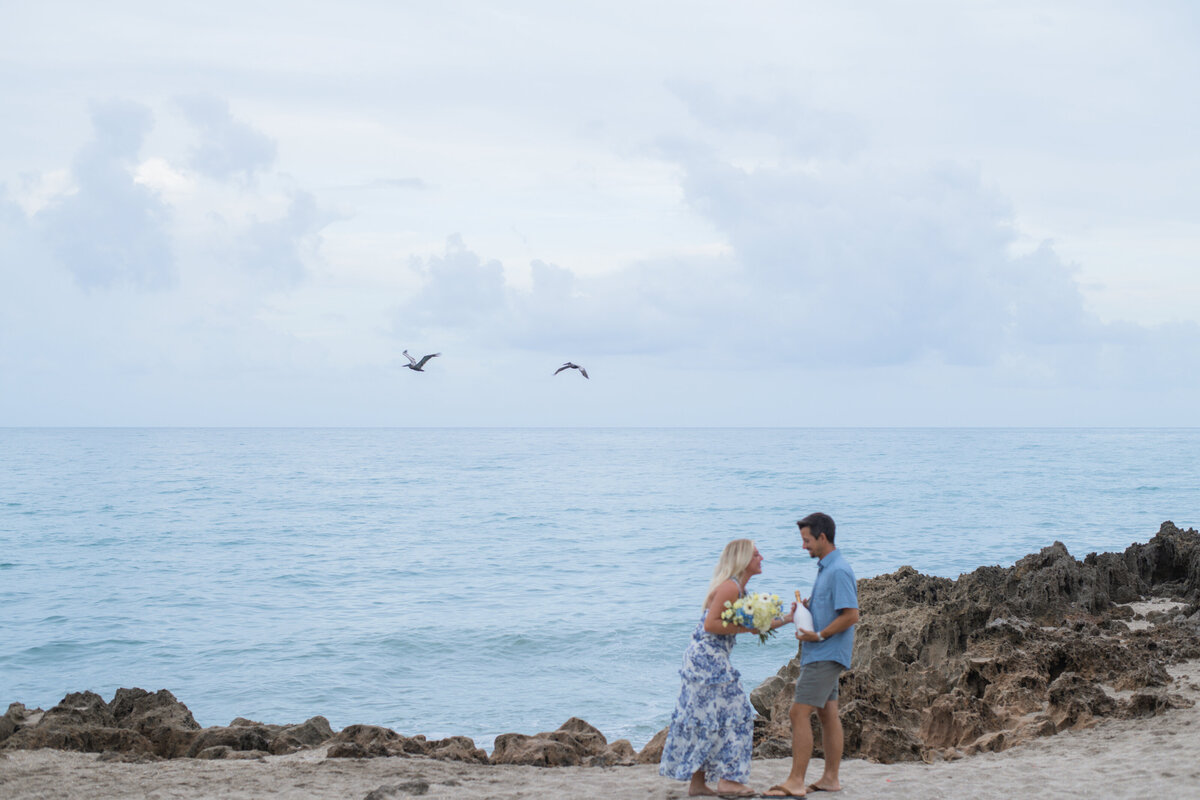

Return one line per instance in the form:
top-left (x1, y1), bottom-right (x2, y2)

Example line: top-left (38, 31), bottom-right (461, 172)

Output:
top-left (792, 660), bottom-right (844, 708)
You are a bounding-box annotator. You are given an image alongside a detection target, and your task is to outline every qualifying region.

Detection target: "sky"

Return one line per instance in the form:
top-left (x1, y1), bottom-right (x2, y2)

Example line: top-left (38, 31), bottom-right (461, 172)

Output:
top-left (2, 1), bottom-right (1198, 426)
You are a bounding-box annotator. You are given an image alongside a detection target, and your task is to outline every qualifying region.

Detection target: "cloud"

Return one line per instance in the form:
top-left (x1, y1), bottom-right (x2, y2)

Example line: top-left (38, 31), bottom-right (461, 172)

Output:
top-left (669, 80), bottom-right (867, 160)
top-left (35, 100), bottom-right (175, 290)
top-left (389, 85), bottom-right (1200, 391)
top-left (393, 234), bottom-right (744, 358)
top-left (355, 178), bottom-right (428, 191)
top-left (398, 234), bottom-right (508, 332)
top-left (233, 190), bottom-right (334, 288)
top-left (175, 94), bottom-right (277, 182)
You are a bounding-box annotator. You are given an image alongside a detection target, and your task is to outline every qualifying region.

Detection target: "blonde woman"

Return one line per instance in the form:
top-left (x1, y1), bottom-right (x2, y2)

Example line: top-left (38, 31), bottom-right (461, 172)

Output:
top-left (660, 539), bottom-right (795, 797)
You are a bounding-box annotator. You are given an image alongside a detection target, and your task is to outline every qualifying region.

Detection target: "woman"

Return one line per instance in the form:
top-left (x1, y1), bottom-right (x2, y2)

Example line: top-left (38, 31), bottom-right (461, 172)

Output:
top-left (660, 539), bottom-right (795, 797)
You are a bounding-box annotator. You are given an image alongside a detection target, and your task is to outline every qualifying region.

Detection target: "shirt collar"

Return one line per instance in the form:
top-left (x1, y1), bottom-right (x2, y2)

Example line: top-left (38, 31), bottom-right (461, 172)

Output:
top-left (817, 548), bottom-right (841, 570)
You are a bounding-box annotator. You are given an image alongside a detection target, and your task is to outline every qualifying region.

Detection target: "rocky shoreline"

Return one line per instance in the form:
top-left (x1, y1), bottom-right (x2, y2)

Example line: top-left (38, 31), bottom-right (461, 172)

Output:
top-left (3, 522), bottom-right (1198, 770)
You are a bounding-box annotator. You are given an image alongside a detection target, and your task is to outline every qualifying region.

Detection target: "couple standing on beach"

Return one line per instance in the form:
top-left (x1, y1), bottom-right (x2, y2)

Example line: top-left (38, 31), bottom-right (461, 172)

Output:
top-left (659, 512), bottom-right (860, 798)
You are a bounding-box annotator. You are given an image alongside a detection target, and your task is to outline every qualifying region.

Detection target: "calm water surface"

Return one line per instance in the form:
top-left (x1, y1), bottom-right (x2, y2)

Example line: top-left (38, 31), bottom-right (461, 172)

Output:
top-left (1, 428), bottom-right (1196, 748)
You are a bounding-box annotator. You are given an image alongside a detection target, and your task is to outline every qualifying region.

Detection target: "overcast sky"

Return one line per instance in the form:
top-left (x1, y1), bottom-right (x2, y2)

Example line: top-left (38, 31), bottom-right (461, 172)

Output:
top-left (2, 1), bottom-right (1198, 425)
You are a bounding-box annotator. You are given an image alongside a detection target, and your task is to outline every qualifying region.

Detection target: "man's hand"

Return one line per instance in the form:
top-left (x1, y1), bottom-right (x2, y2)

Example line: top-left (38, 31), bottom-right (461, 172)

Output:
top-left (795, 629), bottom-right (821, 643)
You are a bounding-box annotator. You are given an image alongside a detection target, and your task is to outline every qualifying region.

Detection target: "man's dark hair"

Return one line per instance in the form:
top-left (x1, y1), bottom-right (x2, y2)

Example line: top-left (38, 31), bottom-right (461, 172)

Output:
top-left (797, 512), bottom-right (836, 544)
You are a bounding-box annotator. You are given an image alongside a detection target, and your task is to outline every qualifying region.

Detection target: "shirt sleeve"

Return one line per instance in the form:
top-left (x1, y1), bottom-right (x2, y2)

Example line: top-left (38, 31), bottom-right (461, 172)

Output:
top-left (832, 568), bottom-right (858, 612)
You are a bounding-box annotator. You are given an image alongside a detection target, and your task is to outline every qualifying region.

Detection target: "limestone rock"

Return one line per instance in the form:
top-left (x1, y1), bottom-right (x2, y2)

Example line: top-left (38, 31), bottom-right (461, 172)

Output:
top-left (490, 718), bottom-right (609, 767)
top-left (587, 738), bottom-right (636, 767)
top-left (749, 522), bottom-right (1200, 763)
top-left (490, 733), bottom-right (581, 766)
top-left (184, 724), bottom-right (273, 758)
top-left (1121, 690), bottom-right (1195, 718)
top-left (108, 688), bottom-right (200, 758)
top-left (425, 735), bottom-right (488, 763)
top-left (0, 703), bottom-right (36, 745)
top-left (635, 727), bottom-right (667, 764)
top-left (326, 724), bottom-right (410, 758)
top-left (222, 714), bottom-right (334, 755)
top-left (0, 691), bottom-right (154, 755)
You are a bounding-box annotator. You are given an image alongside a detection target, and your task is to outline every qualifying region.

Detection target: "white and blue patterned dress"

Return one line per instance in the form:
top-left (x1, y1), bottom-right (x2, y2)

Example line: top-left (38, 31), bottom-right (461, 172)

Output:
top-left (659, 578), bottom-right (754, 783)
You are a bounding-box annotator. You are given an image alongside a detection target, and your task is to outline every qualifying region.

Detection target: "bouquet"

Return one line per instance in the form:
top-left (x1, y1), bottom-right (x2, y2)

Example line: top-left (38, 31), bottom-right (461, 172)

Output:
top-left (721, 592), bottom-right (784, 643)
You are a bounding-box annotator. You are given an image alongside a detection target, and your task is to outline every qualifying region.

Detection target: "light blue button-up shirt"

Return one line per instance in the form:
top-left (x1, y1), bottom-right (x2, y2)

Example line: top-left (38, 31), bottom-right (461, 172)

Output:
top-left (800, 548), bottom-right (858, 669)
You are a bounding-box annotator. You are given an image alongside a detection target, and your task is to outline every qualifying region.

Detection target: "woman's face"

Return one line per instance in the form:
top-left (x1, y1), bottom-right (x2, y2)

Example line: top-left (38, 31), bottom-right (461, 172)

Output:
top-left (746, 547), bottom-right (763, 577)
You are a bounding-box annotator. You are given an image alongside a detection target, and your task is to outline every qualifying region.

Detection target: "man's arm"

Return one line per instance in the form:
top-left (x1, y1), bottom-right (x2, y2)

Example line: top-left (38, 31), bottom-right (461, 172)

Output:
top-left (796, 607), bottom-right (859, 642)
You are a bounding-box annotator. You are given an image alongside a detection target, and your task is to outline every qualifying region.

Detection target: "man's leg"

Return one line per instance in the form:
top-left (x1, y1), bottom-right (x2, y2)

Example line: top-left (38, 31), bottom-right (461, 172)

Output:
top-left (810, 699), bottom-right (844, 791)
top-left (763, 702), bottom-right (816, 796)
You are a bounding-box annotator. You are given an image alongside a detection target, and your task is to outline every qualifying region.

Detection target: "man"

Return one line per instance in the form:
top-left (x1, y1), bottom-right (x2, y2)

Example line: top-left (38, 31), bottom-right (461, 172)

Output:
top-left (764, 512), bottom-right (859, 798)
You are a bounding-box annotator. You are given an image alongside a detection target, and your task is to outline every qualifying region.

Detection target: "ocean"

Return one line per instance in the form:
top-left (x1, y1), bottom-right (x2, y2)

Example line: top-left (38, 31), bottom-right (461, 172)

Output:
top-left (1, 427), bottom-right (1197, 749)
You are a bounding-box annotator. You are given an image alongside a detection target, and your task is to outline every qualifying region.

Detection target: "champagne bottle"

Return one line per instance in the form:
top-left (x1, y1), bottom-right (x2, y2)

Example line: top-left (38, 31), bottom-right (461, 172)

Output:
top-left (793, 589), bottom-right (814, 633)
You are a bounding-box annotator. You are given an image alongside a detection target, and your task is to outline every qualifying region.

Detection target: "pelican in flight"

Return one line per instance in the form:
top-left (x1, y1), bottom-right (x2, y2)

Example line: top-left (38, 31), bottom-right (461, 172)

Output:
top-left (403, 350), bottom-right (441, 371)
top-left (554, 362), bottom-right (589, 379)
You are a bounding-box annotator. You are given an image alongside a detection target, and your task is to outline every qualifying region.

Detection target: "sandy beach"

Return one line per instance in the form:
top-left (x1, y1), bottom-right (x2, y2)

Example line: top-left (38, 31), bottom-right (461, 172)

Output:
top-left (2, 659), bottom-right (1197, 800)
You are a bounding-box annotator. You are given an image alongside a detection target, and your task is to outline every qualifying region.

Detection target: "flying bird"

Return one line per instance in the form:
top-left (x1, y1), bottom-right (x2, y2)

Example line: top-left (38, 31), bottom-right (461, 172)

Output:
top-left (403, 350), bottom-right (441, 371)
top-left (554, 362), bottom-right (589, 379)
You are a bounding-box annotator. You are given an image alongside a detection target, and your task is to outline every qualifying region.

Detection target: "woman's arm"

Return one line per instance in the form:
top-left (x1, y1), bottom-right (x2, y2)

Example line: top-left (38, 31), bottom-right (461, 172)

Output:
top-left (702, 581), bottom-right (793, 635)
top-left (703, 580), bottom-right (749, 634)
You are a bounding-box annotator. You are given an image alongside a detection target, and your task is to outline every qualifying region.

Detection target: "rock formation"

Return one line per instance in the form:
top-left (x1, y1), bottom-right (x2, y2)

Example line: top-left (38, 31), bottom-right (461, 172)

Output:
top-left (3, 523), bottom-right (1196, 767)
top-left (490, 717), bottom-right (637, 767)
top-left (749, 521), bottom-right (1200, 763)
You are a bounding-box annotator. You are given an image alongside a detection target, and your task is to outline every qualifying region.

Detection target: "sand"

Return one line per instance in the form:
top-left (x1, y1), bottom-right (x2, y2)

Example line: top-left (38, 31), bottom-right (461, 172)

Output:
top-left (3, 660), bottom-right (1197, 800)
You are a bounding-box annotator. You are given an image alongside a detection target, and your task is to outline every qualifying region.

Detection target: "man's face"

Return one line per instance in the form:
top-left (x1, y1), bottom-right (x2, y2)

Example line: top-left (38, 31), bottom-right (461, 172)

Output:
top-left (800, 527), bottom-right (824, 559)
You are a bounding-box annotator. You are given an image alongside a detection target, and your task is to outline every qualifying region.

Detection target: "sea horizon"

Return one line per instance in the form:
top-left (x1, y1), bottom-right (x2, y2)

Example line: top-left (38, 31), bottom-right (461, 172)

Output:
top-left (3, 427), bottom-right (1197, 748)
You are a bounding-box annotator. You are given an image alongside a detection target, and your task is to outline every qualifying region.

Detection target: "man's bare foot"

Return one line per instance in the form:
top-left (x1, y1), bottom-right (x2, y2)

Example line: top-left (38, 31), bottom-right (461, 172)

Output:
top-left (806, 781), bottom-right (842, 792)
top-left (763, 782), bottom-right (807, 797)
top-left (715, 779), bottom-right (756, 797)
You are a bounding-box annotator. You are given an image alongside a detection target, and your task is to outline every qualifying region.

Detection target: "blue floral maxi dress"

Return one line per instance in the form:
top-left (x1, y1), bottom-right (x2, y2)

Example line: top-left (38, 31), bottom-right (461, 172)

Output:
top-left (659, 580), bottom-right (754, 783)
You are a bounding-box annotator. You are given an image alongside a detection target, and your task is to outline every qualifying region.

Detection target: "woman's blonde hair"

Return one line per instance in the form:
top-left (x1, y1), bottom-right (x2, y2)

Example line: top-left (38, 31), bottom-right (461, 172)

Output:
top-left (702, 538), bottom-right (756, 608)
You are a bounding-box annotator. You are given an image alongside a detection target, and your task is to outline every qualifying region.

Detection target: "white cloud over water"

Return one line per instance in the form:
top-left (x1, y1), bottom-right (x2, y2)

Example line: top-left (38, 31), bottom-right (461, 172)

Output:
top-left (1, 1), bottom-right (1198, 425)
top-left (37, 100), bottom-right (175, 290)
